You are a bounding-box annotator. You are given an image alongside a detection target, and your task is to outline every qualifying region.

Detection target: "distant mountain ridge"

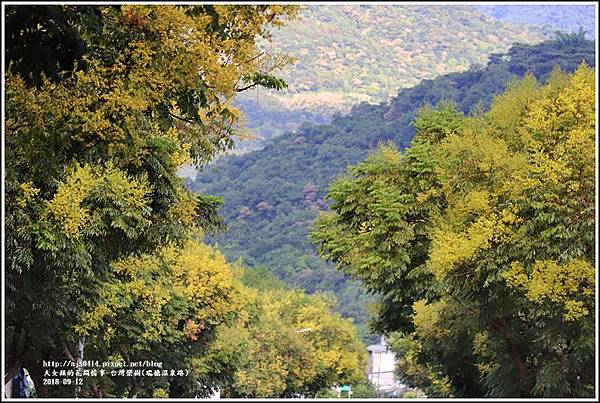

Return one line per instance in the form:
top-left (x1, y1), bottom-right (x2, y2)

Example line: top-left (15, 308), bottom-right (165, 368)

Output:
top-left (231, 4), bottom-right (557, 152)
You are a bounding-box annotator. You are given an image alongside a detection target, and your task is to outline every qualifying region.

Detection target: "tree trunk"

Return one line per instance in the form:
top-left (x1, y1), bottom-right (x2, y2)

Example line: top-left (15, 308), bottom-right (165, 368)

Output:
top-left (23, 359), bottom-right (49, 398)
top-left (91, 383), bottom-right (104, 398)
top-left (490, 316), bottom-right (530, 397)
top-left (4, 323), bottom-right (25, 384)
top-left (75, 336), bottom-right (85, 398)
top-left (507, 338), bottom-right (529, 390)
top-left (128, 375), bottom-right (141, 398)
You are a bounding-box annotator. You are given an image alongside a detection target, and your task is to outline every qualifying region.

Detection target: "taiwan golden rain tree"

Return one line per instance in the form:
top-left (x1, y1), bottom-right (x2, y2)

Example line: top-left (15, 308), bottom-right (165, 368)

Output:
top-left (192, 278), bottom-right (367, 398)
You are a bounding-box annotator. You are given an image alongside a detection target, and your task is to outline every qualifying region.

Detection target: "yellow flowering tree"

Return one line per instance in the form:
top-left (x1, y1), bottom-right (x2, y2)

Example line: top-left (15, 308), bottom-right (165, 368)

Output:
top-left (71, 240), bottom-right (241, 398)
top-left (194, 279), bottom-right (367, 398)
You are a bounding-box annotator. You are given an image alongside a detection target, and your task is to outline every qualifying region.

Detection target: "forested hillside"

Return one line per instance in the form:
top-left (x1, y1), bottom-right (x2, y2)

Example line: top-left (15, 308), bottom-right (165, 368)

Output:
top-left (190, 36), bottom-right (595, 342)
top-left (231, 4), bottom-right (555, 151)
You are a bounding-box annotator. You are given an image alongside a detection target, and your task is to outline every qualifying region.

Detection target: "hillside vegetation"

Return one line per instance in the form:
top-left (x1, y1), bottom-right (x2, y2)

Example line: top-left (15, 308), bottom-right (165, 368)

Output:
top-left (232, 4), bottom-right (556, 150)
top-left (190, 37), bottom-right (595, 342)
top-left (6, 4), bottom-right (595, 398)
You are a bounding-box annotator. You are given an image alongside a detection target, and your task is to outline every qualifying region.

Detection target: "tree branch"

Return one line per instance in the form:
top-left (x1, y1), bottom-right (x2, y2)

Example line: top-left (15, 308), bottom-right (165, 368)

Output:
top-left (238, 51), bottom-right (265, 66)
top-left (168, 112), bottom-right (195, 125)
top-left (61, 339), bottom-right (77, 363)
top-left (235, 83), bottom-right (259, 93)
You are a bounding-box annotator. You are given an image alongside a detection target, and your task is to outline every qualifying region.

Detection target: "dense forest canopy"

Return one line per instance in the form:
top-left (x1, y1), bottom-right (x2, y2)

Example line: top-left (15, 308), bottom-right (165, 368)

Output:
top-left (229, 4), bottom-right (557, 151)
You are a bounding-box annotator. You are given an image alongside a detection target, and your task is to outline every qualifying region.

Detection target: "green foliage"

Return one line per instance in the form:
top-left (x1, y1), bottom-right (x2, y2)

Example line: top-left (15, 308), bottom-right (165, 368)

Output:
top-left (190, 38), bottom-right (595, 345)
top-left (4, 5), bottom-right (94, 86)
top-left (348, 382), bottom-right (378, 398)
top-left (242, 72), bottom-right (289, 91)
top-left (312, 65), bottom-right (595, 397)
top-left (239, 265), bottom-right (288, 291)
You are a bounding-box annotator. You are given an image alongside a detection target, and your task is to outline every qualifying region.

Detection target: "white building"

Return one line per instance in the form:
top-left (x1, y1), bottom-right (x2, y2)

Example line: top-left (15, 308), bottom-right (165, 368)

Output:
top-left (367, 336), bottom-right (406, 397)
